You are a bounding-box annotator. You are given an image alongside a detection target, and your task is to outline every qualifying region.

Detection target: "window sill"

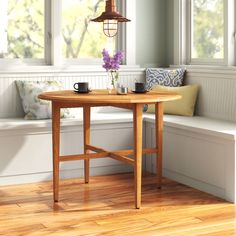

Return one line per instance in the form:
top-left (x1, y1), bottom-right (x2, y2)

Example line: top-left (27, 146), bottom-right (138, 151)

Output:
top-left (170, 64), bottom-right (236, 74)
top-left (0, 65), bottom-right (144, 74)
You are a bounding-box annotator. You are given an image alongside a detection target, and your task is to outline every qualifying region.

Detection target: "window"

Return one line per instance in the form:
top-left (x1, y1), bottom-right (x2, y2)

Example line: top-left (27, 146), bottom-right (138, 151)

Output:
top-left (191, 0), bottom-right (224, 61)
top-left (0, 0), bottom-right (135, 67)
top-left (174, 0), bottom-right (235, 66)
top-left (0, 0), bottom-right (44, 59)
top-left (62, 0), bottom-right (115, 60)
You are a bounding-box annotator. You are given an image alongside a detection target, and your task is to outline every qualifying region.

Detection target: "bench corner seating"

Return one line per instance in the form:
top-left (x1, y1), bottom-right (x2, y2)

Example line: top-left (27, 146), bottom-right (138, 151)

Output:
top-left (0, 68), bottom-right (236, 203)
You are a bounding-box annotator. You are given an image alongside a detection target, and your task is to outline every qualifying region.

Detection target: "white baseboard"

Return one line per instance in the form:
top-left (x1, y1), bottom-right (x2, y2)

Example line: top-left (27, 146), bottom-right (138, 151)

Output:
top-left (163, 169), bottom-right (226, 201)
top-left (0, 165), bottom-right (133, 186)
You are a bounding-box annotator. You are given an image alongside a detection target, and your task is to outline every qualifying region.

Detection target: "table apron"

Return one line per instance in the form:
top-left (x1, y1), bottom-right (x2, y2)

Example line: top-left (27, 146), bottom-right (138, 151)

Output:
top-left (53, 102), bottom-right (137, 110)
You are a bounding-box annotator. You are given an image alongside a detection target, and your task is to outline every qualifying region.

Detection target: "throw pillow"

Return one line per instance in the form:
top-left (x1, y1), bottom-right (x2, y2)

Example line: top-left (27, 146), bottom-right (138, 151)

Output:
top-left (146, 68), bottom-right (185, 90)
top-left (16, 80), bottom-right (73, 120)
top-left (147, 84), bottom-right (199, 116)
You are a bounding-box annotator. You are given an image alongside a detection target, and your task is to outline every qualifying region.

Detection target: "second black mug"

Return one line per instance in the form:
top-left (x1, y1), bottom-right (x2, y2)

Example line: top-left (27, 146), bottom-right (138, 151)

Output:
top-left (135, 82), bottom-right (146, 92)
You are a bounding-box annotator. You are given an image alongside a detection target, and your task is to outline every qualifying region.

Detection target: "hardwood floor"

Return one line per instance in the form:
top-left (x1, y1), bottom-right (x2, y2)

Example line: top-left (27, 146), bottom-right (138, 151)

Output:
top-left (0, 173), bottom-right (235, 236)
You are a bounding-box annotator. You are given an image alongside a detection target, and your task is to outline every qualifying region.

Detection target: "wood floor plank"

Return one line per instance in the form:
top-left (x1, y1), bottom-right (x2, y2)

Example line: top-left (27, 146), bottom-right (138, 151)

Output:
top-left (0, 173), bottom-right (235, 236)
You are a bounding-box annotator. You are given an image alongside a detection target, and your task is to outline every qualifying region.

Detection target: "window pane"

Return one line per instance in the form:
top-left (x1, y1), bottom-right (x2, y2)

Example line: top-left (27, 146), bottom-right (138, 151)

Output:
top-left (0, 0), bottom-right (44, 59)
top-left (192, 0), bottom-right (224, 59)
top-left (62, 0), bottom-right (115, 59)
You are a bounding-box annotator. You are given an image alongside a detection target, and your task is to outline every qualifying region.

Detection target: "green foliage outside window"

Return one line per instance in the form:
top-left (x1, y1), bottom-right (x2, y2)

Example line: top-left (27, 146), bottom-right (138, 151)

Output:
top-left (62, 0), bottom-right (115, 59)
top-left (192, 0), bottom-right (224, 59)
top-left (7, 0), bottom-right (44, 59)
top-left (4, 0), bottom-right (115, 60)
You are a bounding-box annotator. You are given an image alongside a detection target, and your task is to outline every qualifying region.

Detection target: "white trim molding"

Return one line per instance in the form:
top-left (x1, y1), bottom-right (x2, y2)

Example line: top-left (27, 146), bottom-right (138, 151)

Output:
top-left (225, 0), bottom-right (235, 66)
top-left (51, 0), bottom-right (62, 66)
top-left (173, 0), bottom-right (187, 65)
top-left (125, 0), bottom-right (136, 65)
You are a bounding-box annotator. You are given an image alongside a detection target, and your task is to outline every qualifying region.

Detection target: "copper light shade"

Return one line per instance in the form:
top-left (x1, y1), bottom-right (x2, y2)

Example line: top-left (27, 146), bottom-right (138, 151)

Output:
top-left (91, 0), bottom-right (130, 37)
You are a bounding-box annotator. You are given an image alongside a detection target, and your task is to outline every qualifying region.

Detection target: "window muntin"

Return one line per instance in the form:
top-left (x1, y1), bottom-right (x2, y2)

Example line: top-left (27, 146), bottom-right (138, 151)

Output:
top-left (191, 0), bottom-right (224, 60)
top-left (0, 0), bottom-right (44, 59)
top-left (61, 0), bottom-right (115, 60)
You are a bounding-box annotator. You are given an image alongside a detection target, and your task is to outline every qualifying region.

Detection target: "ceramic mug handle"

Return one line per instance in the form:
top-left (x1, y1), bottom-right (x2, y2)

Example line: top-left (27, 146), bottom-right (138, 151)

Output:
top-left (73, 83), bottom-right (79, 90)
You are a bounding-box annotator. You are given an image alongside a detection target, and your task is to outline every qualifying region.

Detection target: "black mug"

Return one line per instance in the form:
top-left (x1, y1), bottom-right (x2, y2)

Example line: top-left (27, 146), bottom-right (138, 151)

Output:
top-left (74, 82), bottom-right (89, 92)
top-left (135, 82), bottom-right (146, 92)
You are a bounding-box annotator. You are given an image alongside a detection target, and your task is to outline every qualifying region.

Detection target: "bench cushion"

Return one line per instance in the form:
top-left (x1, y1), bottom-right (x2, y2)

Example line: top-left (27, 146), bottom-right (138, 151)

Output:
top-left (1, 112), bottom-right (236, 141)
top-left (144, 114), bottom-right (236, 141)
top-left (0, 111), bottom-right (134, 131)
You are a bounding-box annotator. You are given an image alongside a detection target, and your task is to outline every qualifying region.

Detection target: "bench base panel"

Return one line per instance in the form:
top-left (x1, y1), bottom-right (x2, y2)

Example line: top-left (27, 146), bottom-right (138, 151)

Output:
top-left (145, 121), bottom-right (236, 203)
top-left (0, 121), bottom-right (137, 186)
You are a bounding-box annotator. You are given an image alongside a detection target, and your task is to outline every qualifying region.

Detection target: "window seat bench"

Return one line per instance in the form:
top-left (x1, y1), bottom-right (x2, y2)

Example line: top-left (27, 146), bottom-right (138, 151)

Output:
top-left (1, 111), bottom-right (235, 203)
top-left (145, 114), bottom-right (236, 203)
top-left (1, 67), bottom-right (236, 203)
top-left (0, 111), bottom-right (135, 186)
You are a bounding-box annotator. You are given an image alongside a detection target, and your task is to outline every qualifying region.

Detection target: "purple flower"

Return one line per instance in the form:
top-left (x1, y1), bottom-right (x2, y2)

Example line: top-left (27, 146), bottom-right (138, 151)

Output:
top-left (102, 49), bottom-right (124, 72)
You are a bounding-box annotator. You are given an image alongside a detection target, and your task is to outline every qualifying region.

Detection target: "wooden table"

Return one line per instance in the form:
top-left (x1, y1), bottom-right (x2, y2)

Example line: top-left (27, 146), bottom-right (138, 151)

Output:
top-left (39, 89), bottom-right (181, 209)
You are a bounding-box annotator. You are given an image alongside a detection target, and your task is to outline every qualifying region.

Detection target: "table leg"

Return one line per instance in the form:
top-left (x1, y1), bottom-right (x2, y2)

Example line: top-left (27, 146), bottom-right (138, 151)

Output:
top-left (155, 102), bottom-right (164, 189)
top-left (133, 103), bottom-right (143, 209)
top-left (52, 102), bottom-right (61, 202)
top-left (83, 106), bottom-right (91, 184)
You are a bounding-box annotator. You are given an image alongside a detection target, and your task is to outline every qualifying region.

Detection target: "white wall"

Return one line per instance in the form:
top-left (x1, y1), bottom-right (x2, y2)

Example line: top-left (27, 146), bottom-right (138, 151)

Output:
top-left (136, 0), bottom-right (168, 68)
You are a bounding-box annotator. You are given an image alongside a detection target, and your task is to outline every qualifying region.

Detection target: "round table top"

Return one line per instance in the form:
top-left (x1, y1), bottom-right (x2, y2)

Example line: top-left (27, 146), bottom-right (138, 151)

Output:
top-left (38, 89), bottom-right (181, 104)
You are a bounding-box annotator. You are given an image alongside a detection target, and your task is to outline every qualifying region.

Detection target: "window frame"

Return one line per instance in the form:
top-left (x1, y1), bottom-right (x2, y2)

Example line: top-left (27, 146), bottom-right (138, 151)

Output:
top-left (174, 0), bottom-right (235, 66)
top-left (0, 0), bottom-right (136, 68)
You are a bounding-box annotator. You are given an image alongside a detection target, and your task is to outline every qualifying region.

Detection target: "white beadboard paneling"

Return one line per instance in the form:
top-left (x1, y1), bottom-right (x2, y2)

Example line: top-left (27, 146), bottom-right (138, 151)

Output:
top-left (185, 74), bottom-right (236, 122)
top-left (2, 66), bottom-right (236, 122)
top-left (169, 66), bottom-right (236, 122)
top-left (0, 70), bottom-right (145, 118)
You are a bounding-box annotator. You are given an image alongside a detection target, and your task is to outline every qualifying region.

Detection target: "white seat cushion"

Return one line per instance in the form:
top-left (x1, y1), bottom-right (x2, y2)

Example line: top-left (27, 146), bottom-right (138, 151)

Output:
top-left (1, 111), bottom-right (236, 141)
top-left (144, 114), bottom-right (236, 141)
top-left (0, 111), bottom-right (134, 131)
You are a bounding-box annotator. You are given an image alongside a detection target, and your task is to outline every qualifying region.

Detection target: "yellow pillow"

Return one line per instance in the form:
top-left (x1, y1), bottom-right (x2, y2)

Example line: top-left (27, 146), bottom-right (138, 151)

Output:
top-left (147, 85), bottom-right (199, 116)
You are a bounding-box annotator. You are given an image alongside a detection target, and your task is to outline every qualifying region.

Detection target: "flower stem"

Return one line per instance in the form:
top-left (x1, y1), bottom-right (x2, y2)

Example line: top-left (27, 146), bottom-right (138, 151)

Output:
top-left (110, 71), bottom-right (118, 89)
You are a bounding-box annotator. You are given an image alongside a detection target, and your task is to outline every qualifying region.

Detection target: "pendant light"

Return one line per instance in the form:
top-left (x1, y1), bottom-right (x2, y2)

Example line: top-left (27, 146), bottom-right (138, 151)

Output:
top-left (91, 0), bottom-right (130, 37)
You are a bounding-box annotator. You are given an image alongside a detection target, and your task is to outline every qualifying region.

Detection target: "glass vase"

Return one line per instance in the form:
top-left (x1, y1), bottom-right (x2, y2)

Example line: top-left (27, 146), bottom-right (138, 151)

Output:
top-left (106, 71), bottom-right (119, 94)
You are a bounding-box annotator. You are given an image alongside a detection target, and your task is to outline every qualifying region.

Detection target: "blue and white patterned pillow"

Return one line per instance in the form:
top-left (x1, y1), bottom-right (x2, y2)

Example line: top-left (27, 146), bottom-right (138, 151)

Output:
top-left (146, 68), bottom-right (185, 90)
